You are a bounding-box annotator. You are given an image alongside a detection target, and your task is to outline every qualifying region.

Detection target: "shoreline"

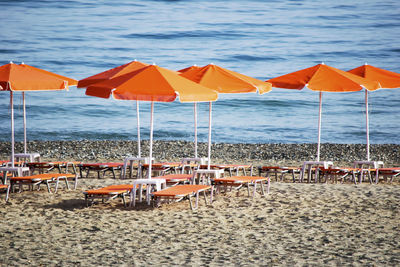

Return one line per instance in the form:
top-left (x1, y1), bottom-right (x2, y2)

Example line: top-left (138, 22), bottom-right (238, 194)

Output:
top-left (1, 140), bottom-right (399, 166)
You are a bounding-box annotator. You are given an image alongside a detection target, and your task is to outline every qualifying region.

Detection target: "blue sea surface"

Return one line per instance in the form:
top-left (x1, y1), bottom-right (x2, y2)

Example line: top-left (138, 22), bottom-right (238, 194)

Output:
top-left (0, 0), bottom-right (399, 144)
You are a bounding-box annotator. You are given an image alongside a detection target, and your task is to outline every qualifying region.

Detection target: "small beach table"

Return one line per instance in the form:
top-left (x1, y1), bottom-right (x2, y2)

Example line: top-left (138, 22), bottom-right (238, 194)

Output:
top-left (130, 178), bottom-right (167, 207)
top-left (14, 152), bottom-right (41, 163)
top-left (0, 166), bottom-right (30, 184)
top-left (300, 161), bottom-right (333, 183)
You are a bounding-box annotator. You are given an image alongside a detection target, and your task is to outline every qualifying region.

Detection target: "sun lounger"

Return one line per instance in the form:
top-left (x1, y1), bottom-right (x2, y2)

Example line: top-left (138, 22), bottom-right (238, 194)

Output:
top-left (152, 184), bottom-right (213, 210)
top-left (318, 167), bottom-right (357, 184)
top-left (10, 174), bottom-right (56, 193)
top-left (258, 166), bottom-right (301, 182)
top-left (0, 184), bottom-right (10, 202)
top-left (10, 173), bottom-right (77, 193)
top-left (27, 161), bottom-right (80, 174)
top-left (213, 176), bottom-right (270, 198)
top-left (78, 162), bottom-right (124, 179)
top-left (83, 184), bottom-right (135, 207)
top-left (375, 168), bottom-right (400, 184)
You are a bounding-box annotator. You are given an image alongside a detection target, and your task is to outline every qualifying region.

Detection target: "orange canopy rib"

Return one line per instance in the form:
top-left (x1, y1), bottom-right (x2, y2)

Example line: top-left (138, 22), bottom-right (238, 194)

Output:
top-left (78, 60), bottom-right (149, 88)
top-left (20, 63), bottom-right (77, 87)
top-left (348, 64), bottom-right (400, 89)
top-left (179, 64), bottom-right (272, 94)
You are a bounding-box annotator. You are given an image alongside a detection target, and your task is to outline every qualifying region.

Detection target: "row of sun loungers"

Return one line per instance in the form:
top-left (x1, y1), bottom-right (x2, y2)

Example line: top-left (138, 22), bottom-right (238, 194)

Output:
top-left (1, 158), bottom-right (399, 210)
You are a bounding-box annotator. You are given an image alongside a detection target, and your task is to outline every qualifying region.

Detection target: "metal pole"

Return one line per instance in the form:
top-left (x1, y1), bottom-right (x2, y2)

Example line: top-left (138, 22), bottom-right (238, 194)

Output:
top-left (136, 100), bottom-right (141, 157)
top-left (148, 102), bottom-right (154, 179)
top-left (10, 91), bottom-right (15, 167)
top-left (194, 102), bottom-right (198, 158)
top-left (208, 101), bottom-right (212, 170)
top-left (23, 92), bottom-right (27, 154)
top-left (365, 90), bottom-right (370, 161)
top-left (317, 91), bottom-right (322, 161)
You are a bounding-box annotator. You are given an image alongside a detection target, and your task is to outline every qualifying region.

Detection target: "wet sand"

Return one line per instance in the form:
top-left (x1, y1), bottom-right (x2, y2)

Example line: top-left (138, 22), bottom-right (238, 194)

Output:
top-left (1, 177), bottom-right (399, 266)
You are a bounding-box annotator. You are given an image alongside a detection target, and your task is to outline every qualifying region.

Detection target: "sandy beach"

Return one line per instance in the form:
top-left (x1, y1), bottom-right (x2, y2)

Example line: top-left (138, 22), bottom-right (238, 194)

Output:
top-left (1, 156), bottom-right (400, 266)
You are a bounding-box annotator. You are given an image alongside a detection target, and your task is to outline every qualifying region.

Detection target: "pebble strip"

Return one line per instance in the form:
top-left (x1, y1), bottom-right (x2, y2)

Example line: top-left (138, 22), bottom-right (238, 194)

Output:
top-left (0, 140), bottom-right (399, 166)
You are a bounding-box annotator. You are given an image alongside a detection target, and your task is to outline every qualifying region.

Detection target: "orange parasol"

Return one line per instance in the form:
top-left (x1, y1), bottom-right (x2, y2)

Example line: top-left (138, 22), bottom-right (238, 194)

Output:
top-left (180, 64), bottom-right (272, 168)
top-left (0, 62), bottom-right (76, 167)
top-left (348, 64), bottom-right (400, 160)
top-left (267, 63), bottom-right (380, 161)
top-left (83, 64), bottom-right (218, 179)
top-left (78, 60), bottom-right (150, 157)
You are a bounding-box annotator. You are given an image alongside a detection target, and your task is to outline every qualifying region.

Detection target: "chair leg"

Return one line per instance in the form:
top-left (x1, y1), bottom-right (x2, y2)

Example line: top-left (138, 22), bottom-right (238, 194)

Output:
top-left (253, 182), bottom-right (257, 199)
top-left (260, 180), bottom-right (265, 196)
top-left (203, 190), bottom-right (208, 205)
top-left (65, 178), bottom-right (70, 190)
top-left (53, 179), bottom-right (59, 193)
top-left (195, 191), bottom-right (199, 209)
top-left (74, 176), bottom-right (78, 190)
top-left (46, 181), bottom-right (53, 193)
top-left (121, 194), bottom-right (126, 207)
top-left (5, 185), bottom-right (10, 202)
top-left (188, 194), bottom-right (194, 210)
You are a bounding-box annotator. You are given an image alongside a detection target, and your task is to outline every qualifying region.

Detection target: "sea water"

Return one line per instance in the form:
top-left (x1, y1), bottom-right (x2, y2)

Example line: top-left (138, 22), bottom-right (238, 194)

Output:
top-left (0, 0), bottom-right (399, 144)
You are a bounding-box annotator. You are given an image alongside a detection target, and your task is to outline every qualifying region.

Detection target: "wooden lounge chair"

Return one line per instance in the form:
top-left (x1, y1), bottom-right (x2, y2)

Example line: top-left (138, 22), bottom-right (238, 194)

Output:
top-left (78, 162), bottom-right (124, 179)
top-left (152, 184), bottom-right (213, 210)
top-left (0, 184), bottom-right (10, 202)
top-left (213, 176), bottom-right (270, 198)
top-left (83, 184), bottom-right (135, 207)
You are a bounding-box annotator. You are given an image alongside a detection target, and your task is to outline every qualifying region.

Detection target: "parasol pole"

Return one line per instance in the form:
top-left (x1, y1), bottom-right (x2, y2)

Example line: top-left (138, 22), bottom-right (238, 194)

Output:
top-left (10, 91), bottom-right (15, 167)
top-left (207, 101), bottom-right (212, 169)
top-left (148, 102), bottom-right (154, 179)
top-left (23, 92), bottom-right (27, 154)
top-left (136, 100), bottom-right (141, 157)
top-left (365, 90), bottom-right (370, 161)
top-left (317, 91), bottom-right (322, 161)
top-left (194, 102), bottom-right (198, 158)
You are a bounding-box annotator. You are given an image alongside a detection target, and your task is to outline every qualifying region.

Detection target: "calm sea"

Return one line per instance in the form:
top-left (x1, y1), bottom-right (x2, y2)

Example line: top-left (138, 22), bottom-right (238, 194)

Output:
top-left (0, 0), bottom-right (399, 144)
